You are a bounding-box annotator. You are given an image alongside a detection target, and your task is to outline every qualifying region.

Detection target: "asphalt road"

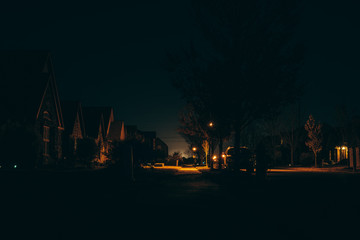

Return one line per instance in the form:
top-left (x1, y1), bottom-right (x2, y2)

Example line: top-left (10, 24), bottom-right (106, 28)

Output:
top-left (2, 167), bottom-right (360, 239)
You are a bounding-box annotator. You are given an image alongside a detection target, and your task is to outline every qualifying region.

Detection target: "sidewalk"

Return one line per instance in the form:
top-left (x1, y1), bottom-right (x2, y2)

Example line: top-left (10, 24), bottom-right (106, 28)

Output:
top-left (268, 166), bottom-right (358, 173)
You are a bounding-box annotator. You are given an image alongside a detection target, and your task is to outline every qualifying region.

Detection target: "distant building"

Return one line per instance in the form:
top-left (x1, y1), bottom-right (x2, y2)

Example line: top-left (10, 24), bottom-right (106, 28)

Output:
top-left (141, 131), bottom-right (157, 151)
top-left (155, 137), bottom-right (168, 161)
top-left (0, 51), bottom-right (64, 168)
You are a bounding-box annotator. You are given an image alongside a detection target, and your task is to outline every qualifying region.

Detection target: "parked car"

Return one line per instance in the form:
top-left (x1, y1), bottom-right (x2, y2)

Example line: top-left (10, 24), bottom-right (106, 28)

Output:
top-left (224, 146), bottom-right (255, 172)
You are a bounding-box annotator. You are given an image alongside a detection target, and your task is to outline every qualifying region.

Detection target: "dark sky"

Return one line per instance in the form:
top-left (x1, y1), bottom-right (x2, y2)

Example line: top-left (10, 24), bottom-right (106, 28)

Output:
top-left (1, 0), bottom-right (359, 154)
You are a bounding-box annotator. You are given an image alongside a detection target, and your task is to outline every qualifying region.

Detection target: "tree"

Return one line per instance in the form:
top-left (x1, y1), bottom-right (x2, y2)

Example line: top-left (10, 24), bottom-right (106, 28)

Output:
top-left (279, 103), bottom-right (302, 166)
top-left (167, 0), bottom-right (304, 167)
top-left (178, 104), bottom-right (209, 149)
top-left (335, 104), bottom-right (350, 145)
top-left (202, 140), bottom-right (210, 166)
top-left (167, 152), bottom-right (183, 166)
top-left (261, 113), bottom-right (283, 166)
top-left (107, 140), bottom-right (127, 165)
top-left (76, 138), bottom-right (99, 167)
top-left (107, 141), bottom-right (135, 178)
top-left (305, 115), bottom-right (322, 168)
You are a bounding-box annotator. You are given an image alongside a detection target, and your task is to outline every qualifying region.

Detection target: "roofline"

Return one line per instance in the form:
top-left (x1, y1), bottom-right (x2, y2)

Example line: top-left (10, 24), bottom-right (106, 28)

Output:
top-left (35, 53), bottom-right (64, 129)
top-left (36, 78), bottom-right (50, 121)
top-left (48, 54), bottom-right (64, 128)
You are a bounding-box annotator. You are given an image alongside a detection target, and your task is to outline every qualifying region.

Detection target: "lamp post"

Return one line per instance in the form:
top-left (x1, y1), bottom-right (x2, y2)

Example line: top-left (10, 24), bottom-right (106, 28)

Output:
top-left (208, 120), bottom-right (223, 169)
top-left (208, 121), bottom-right (218, 169)
top-left (192, 147), bottom-right (197, 166)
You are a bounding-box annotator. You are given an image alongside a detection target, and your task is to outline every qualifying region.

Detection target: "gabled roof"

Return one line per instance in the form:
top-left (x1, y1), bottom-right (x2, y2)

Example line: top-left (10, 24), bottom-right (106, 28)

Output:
top-left (61, 100), bottom-right (86, 137)
top-left (108, 120), bottom-right (125, 141)
top-left (82, 106), bottom-right (113, 138)
top-left (99, 107), bottom-right (114, 137)
top-left (156, 137), bottom-right (168, 147)
top-left (101, 107), bottom-right (114, 129)
top-left (0, 51), bottom-right (64, 128)
top-left (82, 107), bottom-right (105, 139)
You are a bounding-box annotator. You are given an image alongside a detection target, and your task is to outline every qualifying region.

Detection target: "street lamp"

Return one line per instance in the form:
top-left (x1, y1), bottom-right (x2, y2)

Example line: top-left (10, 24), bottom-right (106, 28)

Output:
top-left (192, 147), bottom-right (198, 165)
top-left (207, 121), bottom-right (215, 169)
top-left (208, 120), bottom-right (223, 170)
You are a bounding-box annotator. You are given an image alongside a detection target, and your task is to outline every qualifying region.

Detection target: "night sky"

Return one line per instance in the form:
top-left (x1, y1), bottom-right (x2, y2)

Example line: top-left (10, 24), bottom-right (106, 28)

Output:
top-left (1, 0), bottom-right (359, 154)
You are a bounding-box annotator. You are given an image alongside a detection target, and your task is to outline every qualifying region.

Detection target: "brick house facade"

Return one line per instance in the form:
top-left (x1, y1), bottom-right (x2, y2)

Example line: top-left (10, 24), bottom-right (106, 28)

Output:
top-left (0, 51), bottom-right (64, 168)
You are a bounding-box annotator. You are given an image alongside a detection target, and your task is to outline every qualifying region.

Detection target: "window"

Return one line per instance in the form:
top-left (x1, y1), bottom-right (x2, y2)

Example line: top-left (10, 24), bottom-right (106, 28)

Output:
top-left (43, 126), bottom-right (50, 142)
top-left (43, 111), bottom-right (51, 121)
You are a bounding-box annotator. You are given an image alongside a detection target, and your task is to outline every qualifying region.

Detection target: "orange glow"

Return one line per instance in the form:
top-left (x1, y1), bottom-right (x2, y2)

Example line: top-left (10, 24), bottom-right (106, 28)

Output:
top-left (221, 154), bottom-right (226, 158)
top-left (212, 155), bottom-right (217, 160)
top-left (178, 168), bottom-right (199, 171)
top-left (209, 122), bottom-right (214, 127)
top-left (192, 147), bottom-right (197, 151)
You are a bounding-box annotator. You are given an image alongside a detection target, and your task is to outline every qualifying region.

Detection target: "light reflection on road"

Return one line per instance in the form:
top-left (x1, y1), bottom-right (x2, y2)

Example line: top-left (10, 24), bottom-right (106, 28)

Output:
top-left (144, 165), bottom-right (355, 175)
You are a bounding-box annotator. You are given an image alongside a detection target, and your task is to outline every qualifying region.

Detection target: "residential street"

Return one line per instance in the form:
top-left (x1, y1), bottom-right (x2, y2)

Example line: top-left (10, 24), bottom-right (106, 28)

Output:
top-left (2, 167), bottom-right (360, 239)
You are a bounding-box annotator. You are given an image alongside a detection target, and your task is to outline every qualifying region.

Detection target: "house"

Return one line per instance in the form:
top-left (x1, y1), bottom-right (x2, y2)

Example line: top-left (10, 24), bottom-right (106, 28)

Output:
top-left (125, 126), bottom-right (155, 163)
top-left (155, 137), bottom-right (168, 161)
top-left (61, 100), bottom-right (86, 164)
top-left (142, 131), bottom-right (157, 152)
top-left (82, 107), bottom-right (106, 163)
top-left (101, 107), bottom-right (114, 139)
top-left (98, 107), bottom-right (115, 158)
top-left (140, 131), bottom-right (157, 163)
top-left (0, 51), bottom-right (64, 168)
top-left (108, 120), bottom-right (126, 142)
top-left (333, 145), bottom-right (349, 162)
top-left (125, 125), bottom-right (146, 143)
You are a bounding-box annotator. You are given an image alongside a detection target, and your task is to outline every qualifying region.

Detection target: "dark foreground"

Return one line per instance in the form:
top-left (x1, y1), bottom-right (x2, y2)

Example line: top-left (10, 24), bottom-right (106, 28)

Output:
top-left (1, 167), bottom-right (360, 239)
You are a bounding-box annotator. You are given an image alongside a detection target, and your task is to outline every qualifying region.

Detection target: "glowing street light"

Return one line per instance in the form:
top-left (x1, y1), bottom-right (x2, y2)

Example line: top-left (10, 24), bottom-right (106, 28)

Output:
top-left (209, 122), bottom-right (214, 127)
top-left (192, 147), bottom-right (197, 152)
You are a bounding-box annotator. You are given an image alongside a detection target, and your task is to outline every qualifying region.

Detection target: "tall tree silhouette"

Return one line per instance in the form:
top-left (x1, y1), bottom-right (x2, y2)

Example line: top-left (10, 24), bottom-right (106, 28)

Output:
top-left (280, 103), bottom-right (302, 166)
top-left (305, 115), bottom-right (322, 168)
top-left (167, 0), bottom-right (304, 166)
